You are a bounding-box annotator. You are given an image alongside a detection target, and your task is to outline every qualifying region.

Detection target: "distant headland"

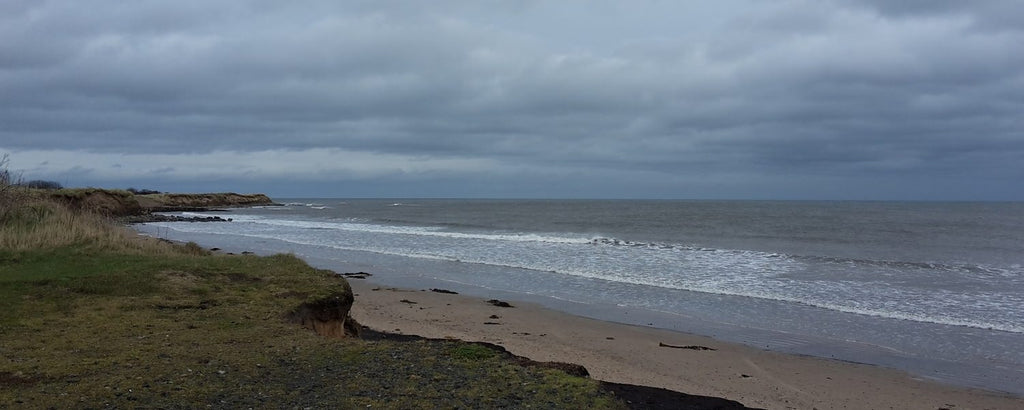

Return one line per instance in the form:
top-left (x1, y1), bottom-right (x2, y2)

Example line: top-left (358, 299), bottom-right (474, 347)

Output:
top-left (39, 188), bottom-right (275, 221)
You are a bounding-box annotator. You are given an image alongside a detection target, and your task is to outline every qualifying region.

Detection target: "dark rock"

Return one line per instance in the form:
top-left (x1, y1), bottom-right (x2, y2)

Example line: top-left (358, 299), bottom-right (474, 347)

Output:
top-left (487, 299), bottom-right (514, 308)
top-left (125, 213), bottom-right (232, 224)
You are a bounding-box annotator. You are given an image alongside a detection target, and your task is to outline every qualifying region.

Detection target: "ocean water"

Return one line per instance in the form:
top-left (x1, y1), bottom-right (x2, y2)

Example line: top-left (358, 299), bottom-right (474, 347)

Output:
top-left (135, 199), bottom-right (1024, 394)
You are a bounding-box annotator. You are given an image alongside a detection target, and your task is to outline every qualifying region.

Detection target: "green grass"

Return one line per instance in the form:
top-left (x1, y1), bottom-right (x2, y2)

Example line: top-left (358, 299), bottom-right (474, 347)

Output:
top-left (0, 227), bottom-right (624, 408)
top-left (451, 343), bottom-right (500, 361)
top-left (0, 178), bottom-right (624, 408)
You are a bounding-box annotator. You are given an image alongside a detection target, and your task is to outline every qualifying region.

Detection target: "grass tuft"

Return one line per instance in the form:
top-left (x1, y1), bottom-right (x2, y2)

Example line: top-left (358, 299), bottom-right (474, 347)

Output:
top-left (0, 199), bottom-right (180, 254)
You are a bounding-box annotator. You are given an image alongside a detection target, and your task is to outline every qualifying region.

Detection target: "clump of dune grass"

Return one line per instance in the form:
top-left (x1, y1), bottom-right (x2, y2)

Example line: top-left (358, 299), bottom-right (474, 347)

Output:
top-left (0, 198), bottom-right (185, 254)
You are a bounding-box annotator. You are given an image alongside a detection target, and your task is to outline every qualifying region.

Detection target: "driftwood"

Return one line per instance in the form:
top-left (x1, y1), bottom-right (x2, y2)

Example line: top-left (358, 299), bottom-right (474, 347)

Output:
top-left (659, 342), bottom-right (717, 351)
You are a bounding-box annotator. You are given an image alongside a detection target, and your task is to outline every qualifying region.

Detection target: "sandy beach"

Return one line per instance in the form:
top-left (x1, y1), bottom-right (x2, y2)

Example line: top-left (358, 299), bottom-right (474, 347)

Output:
top-left (347, 279), bottom-right (1022, 410)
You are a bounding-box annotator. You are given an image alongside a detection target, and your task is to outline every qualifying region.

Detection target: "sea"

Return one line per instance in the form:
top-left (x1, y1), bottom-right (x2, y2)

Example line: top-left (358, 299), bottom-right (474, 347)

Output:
top-left (134, 199), bottom-right (1024, 395)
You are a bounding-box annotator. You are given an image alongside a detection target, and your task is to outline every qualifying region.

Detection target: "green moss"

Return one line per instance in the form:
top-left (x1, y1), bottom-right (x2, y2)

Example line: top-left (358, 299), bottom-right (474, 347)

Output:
top-left (450, 343), bottom-right (499, 361)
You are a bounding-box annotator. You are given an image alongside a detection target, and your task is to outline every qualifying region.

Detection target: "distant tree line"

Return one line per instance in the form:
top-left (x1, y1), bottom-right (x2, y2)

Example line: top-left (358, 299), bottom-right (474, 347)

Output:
top-left (127, 188), bottom-right (162, 195)
top-left (1, 181), bottom-right (163, 194)
top-left (18, 180), bottom-right (63, 190)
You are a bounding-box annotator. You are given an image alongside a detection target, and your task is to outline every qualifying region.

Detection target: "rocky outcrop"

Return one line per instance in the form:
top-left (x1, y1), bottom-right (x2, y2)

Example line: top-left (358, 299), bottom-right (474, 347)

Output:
top-left (286, 279), bottom-right (360, 339)
top-left (124, 214), bottom-right (232, 224)
top-left (136, 193), bottom-right (275, 211)
top-left (44, 189), bottom-right (275, 218)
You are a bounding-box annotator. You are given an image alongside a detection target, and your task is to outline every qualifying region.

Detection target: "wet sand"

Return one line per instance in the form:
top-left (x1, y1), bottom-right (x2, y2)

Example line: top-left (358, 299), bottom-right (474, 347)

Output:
top-left (347, 279), bottom-right (1022, 410)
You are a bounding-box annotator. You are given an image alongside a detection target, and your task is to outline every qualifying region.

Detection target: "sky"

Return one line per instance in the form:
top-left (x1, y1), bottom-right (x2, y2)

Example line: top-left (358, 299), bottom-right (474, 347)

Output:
top-left (2, 0), bottom-right (1023, 200)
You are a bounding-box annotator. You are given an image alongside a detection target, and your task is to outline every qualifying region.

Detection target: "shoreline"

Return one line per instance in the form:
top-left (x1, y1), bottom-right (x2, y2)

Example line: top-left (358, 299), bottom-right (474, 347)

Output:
top-left (132, 222), bottom-right (1023, 408)
top-left (345, 277), bottom-right (1022, 410)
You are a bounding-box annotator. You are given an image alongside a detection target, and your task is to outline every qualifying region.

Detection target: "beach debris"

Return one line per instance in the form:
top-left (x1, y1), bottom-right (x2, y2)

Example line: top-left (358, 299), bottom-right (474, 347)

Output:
top-left (484, 322), bottom-right (501, 325)
top-left (658, 342), bottom-right (716, 351)
top-left (487, 299), bottom-right (514, 308)
top-left (489, 315), bottom-right (500, 319)
top-left (399, 299), bottom-right (417, 304)
top-left (340, 272), bottom-right (372, 279)
top-left (606, 337), bottom-right (615, 340)
top-left (430, 288), bottom-right (458, 294)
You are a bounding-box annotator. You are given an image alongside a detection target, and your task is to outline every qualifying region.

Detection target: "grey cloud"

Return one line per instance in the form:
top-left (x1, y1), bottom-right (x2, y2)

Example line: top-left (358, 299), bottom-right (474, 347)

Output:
top-left (843, 0), bottom-right (1024, 31)
top-left (2, 0), bottom-right (1023, 199)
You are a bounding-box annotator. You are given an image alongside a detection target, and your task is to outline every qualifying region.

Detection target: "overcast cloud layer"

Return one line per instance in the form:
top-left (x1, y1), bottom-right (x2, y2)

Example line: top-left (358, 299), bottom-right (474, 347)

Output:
top-left (2, 0), bottom-right (1022, 199)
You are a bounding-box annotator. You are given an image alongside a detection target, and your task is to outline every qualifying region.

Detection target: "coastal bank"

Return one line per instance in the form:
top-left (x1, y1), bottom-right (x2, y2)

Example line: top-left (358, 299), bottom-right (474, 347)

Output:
top-left (1, 188), bottom-right (752, 408)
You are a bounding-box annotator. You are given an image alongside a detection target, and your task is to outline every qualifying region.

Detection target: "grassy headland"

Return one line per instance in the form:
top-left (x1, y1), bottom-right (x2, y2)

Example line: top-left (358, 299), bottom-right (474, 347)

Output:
top-left (0, 187), bottom-right (625, 408)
